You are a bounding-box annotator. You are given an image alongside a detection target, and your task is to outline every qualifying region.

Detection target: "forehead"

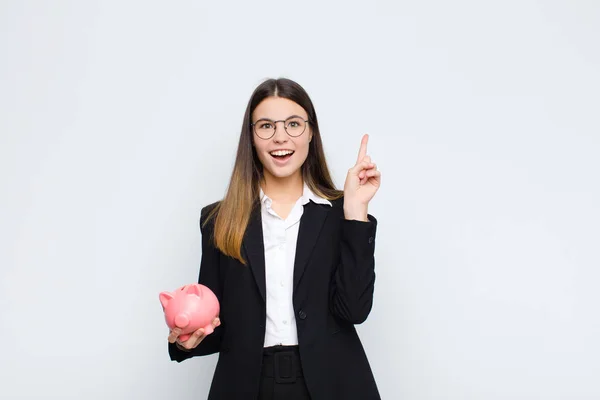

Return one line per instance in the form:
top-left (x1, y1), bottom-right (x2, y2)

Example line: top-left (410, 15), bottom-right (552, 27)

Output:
top-left (253, 97), bottom-right (307, 120)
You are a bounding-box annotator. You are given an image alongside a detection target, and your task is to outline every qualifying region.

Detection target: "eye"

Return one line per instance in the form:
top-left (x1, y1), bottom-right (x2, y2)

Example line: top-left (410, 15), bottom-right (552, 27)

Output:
top-left (288, 121), bottom-right (299, 127)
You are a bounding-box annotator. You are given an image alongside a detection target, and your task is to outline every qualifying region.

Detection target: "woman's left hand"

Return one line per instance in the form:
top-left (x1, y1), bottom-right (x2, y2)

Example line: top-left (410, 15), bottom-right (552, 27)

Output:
top-left (343, 134), bottom-right (381, 220)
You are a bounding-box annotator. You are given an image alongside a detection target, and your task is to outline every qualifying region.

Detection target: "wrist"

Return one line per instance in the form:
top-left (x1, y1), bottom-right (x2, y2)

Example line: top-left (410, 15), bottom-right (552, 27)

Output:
top-left (175, 342), bottom-right (192, 352)
top-left (343, 205), bottom-right (368, 221)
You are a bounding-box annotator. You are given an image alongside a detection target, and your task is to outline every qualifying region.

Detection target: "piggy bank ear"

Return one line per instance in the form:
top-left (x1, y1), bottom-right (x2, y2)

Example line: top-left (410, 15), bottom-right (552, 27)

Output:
top-left (186, 284), bottom-right (201, 297)
top-left (159, 292), bottom-right (174, 309)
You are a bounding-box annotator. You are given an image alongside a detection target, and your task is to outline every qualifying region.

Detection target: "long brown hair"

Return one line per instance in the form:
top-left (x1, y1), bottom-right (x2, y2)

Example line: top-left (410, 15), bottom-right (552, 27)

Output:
top-left (204, 78), bottom-right (342, 264)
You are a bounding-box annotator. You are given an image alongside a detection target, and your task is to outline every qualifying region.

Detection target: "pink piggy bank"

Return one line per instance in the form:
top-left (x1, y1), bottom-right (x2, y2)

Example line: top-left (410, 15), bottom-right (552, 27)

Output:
top-left (159, 284), bottom-right (220, 342)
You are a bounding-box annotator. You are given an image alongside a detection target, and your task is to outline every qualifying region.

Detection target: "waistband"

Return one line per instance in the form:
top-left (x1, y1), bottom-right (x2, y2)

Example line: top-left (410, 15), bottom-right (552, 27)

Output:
top-left (261, 345), bottom-right (303, 382)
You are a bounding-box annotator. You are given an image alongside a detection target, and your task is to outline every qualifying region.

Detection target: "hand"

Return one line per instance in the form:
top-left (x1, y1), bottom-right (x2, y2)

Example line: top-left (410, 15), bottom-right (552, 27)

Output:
top-left (168, 317), bottom-right (221, 351)
top-left (343, 134), bottom-right (381, 220)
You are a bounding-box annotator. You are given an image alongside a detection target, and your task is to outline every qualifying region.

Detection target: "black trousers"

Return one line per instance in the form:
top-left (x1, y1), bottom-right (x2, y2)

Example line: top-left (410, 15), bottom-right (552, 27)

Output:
top-left (257, 345), bottom-right (311, 400)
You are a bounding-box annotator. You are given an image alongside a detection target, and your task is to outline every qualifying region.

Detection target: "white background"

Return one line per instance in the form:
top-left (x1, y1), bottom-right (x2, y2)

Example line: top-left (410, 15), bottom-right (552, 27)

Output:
top-left (1, 1), bottom-right (599, 399)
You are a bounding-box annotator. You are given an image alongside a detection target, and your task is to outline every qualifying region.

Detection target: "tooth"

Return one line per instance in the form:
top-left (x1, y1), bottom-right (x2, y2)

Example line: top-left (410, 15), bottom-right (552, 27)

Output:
top-left (271, 150), bottom-right (292, 156)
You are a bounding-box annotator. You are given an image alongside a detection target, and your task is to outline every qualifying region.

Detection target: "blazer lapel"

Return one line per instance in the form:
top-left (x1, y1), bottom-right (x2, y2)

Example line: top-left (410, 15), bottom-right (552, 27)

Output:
top-left (242, 204), bottom-right (266, 303)
top-left (293, 200), bottom-right (330, 292)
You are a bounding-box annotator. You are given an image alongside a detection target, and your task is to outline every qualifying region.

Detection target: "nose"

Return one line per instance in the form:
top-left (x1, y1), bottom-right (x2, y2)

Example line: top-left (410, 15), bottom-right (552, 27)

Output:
top-left (175, 313), bottom-right (190, 328)
top-left (272, 120), bottom-right (288, 143)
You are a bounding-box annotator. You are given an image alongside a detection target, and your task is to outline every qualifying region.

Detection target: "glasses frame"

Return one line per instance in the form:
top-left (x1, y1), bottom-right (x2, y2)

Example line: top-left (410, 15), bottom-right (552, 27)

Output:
top-left (250, 115), bottom-right (310, 140)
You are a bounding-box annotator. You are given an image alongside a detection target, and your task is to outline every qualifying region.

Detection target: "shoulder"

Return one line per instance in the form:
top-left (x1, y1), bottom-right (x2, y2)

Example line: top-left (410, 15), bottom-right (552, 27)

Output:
top-left (330, 196), bottom-right (344, 209)
top-left (200, 200), bottom-right (221, 218)
top-left (199, 200), bottom-right (222, 231)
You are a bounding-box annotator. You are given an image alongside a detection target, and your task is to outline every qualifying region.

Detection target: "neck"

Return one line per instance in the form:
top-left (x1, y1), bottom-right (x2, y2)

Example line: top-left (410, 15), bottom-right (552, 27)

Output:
top-left (261, 170), bottom-right (303, 203)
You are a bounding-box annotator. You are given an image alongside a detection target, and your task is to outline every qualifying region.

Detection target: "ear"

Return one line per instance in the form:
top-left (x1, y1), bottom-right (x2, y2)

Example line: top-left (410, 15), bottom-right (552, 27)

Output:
top-left (186, 284), bottom-right (201, 297)
top-left (159, 292), bottom-right (174, 309)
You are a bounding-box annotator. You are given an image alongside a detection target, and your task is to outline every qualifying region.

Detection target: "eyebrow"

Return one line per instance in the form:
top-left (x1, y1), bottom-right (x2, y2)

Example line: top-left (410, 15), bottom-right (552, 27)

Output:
top-left (254, 114), bottom-right (306, 122)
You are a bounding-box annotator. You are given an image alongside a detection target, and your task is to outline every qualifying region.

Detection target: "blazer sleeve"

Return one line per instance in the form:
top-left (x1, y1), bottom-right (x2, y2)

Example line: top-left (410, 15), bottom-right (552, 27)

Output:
top-left (168, 203), bottom-right (224, 362)
top-left (329, 213), bottom-right (378, 324)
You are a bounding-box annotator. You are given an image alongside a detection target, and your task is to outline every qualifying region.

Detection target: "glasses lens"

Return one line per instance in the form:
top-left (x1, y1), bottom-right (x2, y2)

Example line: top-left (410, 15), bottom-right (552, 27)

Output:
top-left (285, 117), bottom-right (306, 137)
top-left (254, 120), bottom-right (275, 139)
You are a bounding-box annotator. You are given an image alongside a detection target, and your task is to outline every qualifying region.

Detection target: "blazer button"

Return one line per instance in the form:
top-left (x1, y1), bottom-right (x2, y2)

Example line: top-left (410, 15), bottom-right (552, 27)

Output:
top-left (368, 236), bottom-right (374, 244)
top-left (298, 310), bottom-right (307, 320)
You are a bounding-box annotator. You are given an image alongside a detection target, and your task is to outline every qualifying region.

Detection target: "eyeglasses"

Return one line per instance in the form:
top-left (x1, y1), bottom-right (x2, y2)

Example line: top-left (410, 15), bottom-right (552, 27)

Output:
top-left (250, 115), bottom-right (309, 140)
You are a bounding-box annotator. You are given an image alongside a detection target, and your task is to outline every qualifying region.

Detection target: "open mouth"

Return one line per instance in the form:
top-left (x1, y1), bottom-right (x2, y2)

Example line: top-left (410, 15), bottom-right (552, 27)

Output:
top-left (269, 150), bottom-right (295, 162)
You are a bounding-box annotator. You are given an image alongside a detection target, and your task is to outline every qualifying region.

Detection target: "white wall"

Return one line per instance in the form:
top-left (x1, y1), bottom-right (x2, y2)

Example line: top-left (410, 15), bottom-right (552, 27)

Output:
top-left (1, 1), bottom-right (599, 399)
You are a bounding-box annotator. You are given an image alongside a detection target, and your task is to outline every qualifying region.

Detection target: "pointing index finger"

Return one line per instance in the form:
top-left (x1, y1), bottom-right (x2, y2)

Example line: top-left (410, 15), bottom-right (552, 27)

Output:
top-left (356, 134), bottom-right (369, 164)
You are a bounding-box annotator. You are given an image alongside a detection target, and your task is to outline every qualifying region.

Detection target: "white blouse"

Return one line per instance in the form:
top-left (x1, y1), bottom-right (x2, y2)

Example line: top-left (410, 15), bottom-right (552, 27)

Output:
top-left (259, 183), bottom-right (332, 347)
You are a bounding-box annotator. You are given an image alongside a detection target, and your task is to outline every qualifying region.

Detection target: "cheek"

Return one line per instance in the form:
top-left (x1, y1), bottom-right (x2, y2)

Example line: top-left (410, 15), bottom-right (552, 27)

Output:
top-left (296, 140), bottom-right (311, 162)
top-left (253, 140), bottom-right (268, 161)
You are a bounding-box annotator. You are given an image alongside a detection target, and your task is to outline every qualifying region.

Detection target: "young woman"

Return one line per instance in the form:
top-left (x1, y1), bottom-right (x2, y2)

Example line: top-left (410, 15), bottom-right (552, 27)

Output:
top-left (167, 78), bottom-right (382, 399)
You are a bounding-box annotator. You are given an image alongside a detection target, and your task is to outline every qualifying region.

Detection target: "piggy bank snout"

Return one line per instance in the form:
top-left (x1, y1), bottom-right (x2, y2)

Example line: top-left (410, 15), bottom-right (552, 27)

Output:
top-left (175, 313), bottom-right (190, 328)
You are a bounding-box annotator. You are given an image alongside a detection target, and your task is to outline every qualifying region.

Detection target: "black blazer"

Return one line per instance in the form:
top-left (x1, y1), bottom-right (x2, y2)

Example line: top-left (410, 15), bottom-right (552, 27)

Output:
top-left (168, 197), bottom-right (381, 400)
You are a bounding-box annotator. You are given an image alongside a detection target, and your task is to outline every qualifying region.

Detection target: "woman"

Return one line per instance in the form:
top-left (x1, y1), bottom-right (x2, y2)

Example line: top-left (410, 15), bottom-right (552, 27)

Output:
top-left (167, 78), bottom-right (382, 399)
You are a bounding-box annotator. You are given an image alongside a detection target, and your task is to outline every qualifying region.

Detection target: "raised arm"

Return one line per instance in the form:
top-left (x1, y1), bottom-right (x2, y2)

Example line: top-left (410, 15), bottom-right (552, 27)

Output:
top-left (330, 134), bottom-right (381, 323)
top-left (329, 215), bottom-right (377, 324)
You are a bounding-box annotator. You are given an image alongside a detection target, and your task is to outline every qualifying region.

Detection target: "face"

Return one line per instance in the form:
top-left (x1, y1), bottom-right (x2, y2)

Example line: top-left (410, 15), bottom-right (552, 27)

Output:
top-left (251, 96), bottom-right (312, 182)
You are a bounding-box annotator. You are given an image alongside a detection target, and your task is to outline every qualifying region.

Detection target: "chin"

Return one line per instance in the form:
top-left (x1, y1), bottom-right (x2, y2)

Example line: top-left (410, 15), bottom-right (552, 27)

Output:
top-left (266, 168), bottom-right (296, 179)
top-left (264, 164), bottom-right (302, 180)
